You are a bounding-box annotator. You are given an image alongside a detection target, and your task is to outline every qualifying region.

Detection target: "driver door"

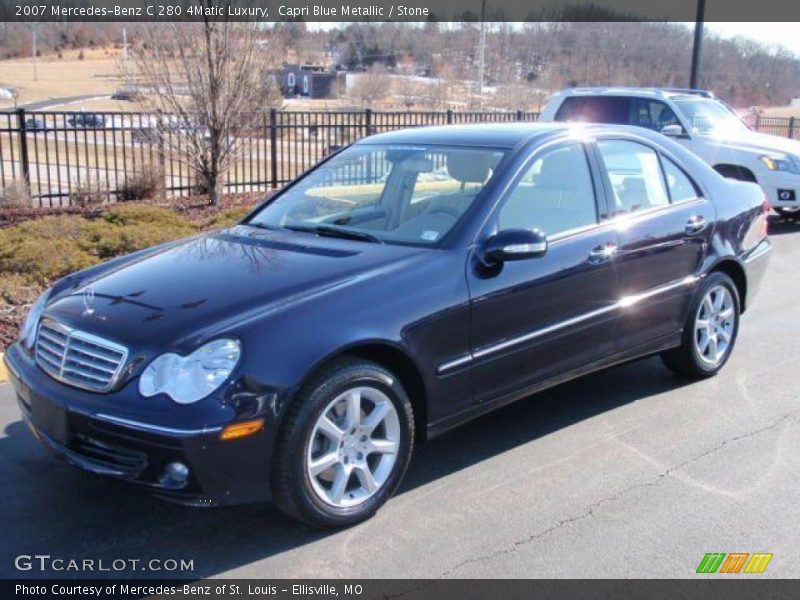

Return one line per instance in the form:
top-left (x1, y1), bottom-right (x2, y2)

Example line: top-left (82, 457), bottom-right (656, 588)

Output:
top-left (467, 141), bottom-right (621, 404)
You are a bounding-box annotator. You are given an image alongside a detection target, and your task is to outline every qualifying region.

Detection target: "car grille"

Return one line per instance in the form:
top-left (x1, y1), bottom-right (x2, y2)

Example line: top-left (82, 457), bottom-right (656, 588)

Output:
top-left (35, 319), bottom-right (128, 392)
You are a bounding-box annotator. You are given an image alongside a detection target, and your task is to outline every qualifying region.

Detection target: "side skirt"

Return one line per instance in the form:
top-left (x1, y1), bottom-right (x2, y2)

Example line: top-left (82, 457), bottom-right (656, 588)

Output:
top-left (426, 332), bottom-right (681, 439)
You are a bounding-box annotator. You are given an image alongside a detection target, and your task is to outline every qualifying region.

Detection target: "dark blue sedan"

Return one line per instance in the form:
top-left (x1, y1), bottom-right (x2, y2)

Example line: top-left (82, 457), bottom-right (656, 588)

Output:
top-left (5, 123), bottom-right (772, 527)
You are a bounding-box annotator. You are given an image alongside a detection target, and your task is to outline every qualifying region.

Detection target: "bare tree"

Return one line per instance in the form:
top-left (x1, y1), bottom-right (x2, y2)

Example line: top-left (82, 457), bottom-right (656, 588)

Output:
top-left (394, 55), bottom-right (426, 109)
top-left (131, 19), bottom-right (280, 206)
top-left (349, 64), bottom-right (390, 107)
top-left (428, 63), bottom-right (457, 109)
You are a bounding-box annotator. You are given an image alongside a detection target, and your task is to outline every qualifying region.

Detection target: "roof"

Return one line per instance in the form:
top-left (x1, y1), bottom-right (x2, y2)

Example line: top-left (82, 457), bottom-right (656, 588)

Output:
top-left (560, 87), bottom-right (714, 99)
top-left (360, 122), bottom-right (571, 148)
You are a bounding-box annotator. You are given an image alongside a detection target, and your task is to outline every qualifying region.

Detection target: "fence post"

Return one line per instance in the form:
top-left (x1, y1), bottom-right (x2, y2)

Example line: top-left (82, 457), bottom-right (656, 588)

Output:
top-left (365, 108), bottom-right (372, 137)
top-left (16, 108), bottom-right (30, 192)
top-left (516, 109), bottom-right (523, 121)
top-left (789, 116), bottom-right (795, 139)
top-left (446, 109), bottom-right (453, 124)
top-left (269, 109), bottom-right (278, 190)
top-left (754, 113), bottom-right (761, 132)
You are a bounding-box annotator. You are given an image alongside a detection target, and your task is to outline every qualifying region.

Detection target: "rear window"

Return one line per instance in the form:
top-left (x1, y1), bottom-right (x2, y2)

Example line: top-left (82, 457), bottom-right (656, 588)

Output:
top-left (555, 96), bottom-right (630, 124)
top-left (555, 96), bottom-right (680, 132)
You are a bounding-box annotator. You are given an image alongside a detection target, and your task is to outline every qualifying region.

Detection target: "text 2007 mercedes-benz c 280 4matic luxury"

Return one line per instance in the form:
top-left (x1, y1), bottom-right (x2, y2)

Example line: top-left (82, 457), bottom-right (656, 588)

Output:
top-left (5, 123), bottom-right (772, 527)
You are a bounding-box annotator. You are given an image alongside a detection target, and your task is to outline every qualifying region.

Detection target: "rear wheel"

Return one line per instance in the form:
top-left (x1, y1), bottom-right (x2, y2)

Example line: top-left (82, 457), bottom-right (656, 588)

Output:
top-left (661, 272), bottom-right (740, 378)
top-left (775, 207), bottom-right (800, 220)
top-left (272, 358), bottom-right (414, 528)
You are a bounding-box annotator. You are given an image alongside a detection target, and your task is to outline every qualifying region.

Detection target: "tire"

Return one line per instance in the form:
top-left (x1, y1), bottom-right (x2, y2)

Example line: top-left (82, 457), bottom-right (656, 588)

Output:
top-left (661, 272), bottom-right (741, 379)
top-left (272, 358), bottom-right (414, 528)
top-left (774, 207), bottom-right (800, 220)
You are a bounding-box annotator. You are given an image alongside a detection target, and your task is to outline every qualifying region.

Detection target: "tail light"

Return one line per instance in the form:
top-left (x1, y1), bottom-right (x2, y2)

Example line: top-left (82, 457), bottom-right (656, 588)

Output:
top-left (759, 196), bottom-right (770, 238)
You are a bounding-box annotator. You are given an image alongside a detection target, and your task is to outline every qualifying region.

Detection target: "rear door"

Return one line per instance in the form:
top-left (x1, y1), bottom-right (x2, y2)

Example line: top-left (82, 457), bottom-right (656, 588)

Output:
top-left (592, 137), bottom-right (713, 350)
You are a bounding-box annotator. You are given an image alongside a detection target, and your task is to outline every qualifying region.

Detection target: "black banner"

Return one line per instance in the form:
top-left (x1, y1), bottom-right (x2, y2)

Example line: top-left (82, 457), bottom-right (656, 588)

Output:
top-left (2, 0), bottom-right (800, 22)
top-left (5, 580), bottom-right (800, 600)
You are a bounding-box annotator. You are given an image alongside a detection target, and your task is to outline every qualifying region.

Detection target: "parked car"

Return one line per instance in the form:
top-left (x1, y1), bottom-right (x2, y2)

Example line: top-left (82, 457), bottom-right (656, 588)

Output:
top-left (111, 87), bottom-right (142, 102)
top-left (5, 123), bottom-right (771, 527)
top-left (67, 113), bottom-right (105, 128)
top-left (25, 117), bottom-right (46, 132)
top-left (540, 87), bottom-right (800, 219)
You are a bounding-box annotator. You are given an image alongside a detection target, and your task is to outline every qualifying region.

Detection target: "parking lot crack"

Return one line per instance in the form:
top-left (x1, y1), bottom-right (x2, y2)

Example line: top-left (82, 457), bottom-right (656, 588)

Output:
top-left (436, 411), bottom-right (797, 578)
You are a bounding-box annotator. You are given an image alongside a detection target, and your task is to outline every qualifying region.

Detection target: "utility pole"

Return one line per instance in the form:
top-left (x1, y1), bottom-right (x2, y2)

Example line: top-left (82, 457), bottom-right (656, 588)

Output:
top-left (689, 0), bottom-right (705, 89)
top-left (31, 25), bottom-right (38, 81)
top-left (477, 0), bottom-right (486, 109)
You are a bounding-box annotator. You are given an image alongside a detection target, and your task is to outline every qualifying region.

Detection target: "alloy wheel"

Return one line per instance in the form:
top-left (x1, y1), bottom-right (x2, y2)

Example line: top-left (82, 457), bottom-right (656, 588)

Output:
top-left (694, 285), bottom-right (736, 366)
top-left (306, 386), bottom-right (400, 508)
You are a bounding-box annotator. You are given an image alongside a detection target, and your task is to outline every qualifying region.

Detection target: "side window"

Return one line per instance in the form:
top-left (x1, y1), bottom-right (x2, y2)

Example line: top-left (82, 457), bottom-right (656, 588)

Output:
top-left (629, 98), bottom-right (681, 131)
top-left (555, 96), bottom-right (630, 125)
top-left (661, 156), bottom-right (700, 203)
top-left (597, 140), bottom-right (669, 213)
top-left (498, 143), bottom-right (597, 236)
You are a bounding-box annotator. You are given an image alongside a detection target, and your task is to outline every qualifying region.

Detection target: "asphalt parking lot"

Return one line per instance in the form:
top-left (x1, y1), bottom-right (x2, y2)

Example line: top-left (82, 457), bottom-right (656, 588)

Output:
top-left (1, 215), bottom-right (799, 579)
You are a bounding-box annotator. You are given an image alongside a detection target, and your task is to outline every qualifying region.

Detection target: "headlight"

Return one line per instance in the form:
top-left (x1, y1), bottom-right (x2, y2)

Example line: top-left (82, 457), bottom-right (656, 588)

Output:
top-left (139, 339), bottom-right (241, 404)
top-left (760, 155), bottom-right (800, 174)
top-left (20, 290), bottom-right (50, 350)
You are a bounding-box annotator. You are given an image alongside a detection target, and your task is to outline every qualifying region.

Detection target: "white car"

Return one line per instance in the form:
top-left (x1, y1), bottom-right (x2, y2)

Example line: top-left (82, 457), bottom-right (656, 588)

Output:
top-left (539, 87), bottom-right (800, 219)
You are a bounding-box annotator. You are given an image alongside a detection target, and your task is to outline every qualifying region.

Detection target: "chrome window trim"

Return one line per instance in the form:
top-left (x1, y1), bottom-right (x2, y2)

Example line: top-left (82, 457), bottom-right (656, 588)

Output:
top-left (35, 319), bottom-right (129, 393)
top-left (437, 275), bottom-right (699, 375)
top-left (93, 413), bottom-right (223, 436)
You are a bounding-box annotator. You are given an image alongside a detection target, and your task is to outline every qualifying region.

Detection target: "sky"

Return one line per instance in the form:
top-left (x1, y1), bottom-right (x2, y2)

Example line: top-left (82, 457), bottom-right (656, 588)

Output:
top-left (704, 23), bottom-right (800, 57)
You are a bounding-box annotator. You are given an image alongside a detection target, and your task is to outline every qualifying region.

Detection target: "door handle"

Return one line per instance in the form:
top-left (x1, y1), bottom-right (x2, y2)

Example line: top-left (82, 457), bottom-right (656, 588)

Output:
top-left (588, 242), bottom-right (618, 264)
top-left (685, 215), bottom-right (707, 235)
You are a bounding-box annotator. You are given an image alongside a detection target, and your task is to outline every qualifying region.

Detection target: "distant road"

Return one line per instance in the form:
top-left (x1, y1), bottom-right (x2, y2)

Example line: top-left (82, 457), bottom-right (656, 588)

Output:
top-left (9, 95), bottom-right (107, 111)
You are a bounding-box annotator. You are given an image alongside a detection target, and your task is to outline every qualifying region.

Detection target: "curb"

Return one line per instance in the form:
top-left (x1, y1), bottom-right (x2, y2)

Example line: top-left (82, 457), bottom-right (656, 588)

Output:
top-left (0, 353), bottom-right (8, 383)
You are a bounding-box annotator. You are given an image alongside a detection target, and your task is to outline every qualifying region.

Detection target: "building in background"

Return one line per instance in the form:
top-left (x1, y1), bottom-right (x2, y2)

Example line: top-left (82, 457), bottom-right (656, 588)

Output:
top-left (277, 65), bottom-right (337, 99)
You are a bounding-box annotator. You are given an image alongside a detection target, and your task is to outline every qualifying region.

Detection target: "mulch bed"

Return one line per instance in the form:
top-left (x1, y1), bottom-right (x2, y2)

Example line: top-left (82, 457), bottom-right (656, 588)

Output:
top-left (0, 191), bottom-right (272, 349)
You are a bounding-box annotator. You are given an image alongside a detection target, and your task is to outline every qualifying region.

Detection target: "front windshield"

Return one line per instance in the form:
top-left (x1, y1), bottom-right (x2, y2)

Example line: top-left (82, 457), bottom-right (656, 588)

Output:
top-left (672, 98), bottom-right (750, 135)
top-left (248, 144), bottom-right (506, 245)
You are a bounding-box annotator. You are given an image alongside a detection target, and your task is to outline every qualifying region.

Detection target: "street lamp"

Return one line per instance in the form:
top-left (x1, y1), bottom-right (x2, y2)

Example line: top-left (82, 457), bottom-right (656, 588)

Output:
top-left (689, 0), bottom-right (706, 89)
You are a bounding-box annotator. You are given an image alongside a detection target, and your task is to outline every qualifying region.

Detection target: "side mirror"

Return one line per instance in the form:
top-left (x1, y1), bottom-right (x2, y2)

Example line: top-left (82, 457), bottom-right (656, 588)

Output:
top-left (661, 124), bottom-right (687, 138)
top-left (484, 228), bottom-right (547, 263)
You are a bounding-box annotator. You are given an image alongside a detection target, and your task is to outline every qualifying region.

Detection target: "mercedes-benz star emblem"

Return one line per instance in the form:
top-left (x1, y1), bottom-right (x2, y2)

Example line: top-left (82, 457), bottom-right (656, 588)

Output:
top-left (82, 288), bottom-right (96, 316)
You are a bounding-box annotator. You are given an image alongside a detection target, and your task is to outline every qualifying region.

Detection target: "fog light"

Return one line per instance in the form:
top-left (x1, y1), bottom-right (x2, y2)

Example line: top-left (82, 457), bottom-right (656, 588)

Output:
top-left (164, 461), bottom-right (189, 484)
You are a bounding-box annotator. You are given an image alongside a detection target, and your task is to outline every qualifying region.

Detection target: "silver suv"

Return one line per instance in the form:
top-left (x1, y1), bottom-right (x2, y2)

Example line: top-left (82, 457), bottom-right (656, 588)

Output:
top-left (540, 87), bottom-right (800, 219)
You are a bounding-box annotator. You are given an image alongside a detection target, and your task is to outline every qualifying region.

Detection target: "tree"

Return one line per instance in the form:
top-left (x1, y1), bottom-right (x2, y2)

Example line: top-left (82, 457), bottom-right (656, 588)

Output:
top-left (349, 64), bottom-right (390, 107)
top-left (131, 19), bottom-right (279, 206)
top-left (394, 55), bottom-right (424, 109)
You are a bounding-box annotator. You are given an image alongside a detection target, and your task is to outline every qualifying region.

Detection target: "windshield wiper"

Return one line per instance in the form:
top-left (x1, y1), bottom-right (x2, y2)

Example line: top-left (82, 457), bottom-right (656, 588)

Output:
top-left (285, 224), bottom-right (384, 244)
top-left (244, 221), bottom-right (283, 232)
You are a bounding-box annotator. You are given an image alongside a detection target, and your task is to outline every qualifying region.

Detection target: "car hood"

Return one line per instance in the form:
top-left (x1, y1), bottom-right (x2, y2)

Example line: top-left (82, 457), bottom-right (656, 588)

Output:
top-left (43, 225), bottom-right (429, 350)
top-left (701, 129), bottom-right (800, 158)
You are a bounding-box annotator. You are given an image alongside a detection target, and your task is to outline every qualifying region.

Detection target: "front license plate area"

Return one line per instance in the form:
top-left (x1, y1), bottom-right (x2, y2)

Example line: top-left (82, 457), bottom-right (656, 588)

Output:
top-left (28, 393), bottom-right (70, 446)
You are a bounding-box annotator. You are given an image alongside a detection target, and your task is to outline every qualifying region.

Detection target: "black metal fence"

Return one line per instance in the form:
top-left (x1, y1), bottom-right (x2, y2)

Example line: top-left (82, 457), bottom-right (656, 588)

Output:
top-left (0, 108), bottom-right (797, 207)
top-left (0, 109), bottom-right (539, 207)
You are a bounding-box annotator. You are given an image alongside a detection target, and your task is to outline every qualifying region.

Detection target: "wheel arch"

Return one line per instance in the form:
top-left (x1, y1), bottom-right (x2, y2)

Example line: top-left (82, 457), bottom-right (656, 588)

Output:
top-left (709, 258), bottom-right (748, 312)
top-left (292, 340), bottom-right (429, 443)
top-left (713, 163), bottom-right (758, 183)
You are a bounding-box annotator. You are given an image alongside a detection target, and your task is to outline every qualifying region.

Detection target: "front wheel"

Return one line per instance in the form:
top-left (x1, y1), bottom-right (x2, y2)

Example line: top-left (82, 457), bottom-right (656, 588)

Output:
top-left (661, 272), bottom-right (740, 378)
top-left (774, 207), bottom-right (800, 220)
top-left (272, 358), bottom-right (414, 528)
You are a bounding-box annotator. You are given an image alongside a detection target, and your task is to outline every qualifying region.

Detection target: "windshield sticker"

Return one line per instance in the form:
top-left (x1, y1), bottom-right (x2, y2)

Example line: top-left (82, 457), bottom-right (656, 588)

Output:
top-left (421, 230), bottom-right (440, 241)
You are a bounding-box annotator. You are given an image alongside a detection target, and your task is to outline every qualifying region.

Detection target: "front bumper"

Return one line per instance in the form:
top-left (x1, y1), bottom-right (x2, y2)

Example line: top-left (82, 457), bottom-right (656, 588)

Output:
top-left (3, 343), bottom-right (272, 507)
top-left (760, 171), bottom-right (800, 207)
